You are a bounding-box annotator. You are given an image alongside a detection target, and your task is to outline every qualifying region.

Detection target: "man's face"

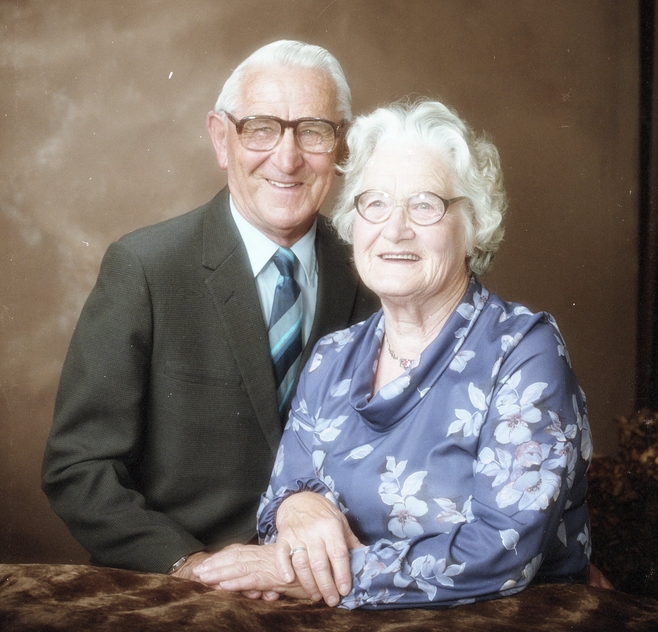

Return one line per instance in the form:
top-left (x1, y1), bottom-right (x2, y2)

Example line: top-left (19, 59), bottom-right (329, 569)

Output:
top-left (209, 66), bottom-right (342, 246)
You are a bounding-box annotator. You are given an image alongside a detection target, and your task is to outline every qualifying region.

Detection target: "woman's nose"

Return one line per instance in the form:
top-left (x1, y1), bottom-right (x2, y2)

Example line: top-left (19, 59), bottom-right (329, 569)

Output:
top-left (381, 205), bottom-right (415, 241)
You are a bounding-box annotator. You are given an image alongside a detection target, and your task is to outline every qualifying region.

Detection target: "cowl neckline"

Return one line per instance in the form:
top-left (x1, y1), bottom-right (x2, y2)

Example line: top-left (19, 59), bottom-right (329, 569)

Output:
top-left (348, 277), bottom-right (489, 432)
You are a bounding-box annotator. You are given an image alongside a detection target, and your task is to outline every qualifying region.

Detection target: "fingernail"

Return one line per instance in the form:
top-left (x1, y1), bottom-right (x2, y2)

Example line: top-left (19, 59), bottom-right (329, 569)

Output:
top-left (327, 595), bottom-right (339, 607)
top-left (283, 572), bottom-right (293, 583)
top-left (339, 583), bottom-right (349, 595)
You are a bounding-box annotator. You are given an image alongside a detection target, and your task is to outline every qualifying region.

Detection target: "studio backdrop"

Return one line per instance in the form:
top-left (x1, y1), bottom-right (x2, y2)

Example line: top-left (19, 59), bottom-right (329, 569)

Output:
top-left (0, 1), bottom-right (639, 564)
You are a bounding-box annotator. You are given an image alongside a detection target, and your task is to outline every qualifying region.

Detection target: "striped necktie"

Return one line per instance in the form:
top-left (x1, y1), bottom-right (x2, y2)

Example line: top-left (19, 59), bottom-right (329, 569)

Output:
top-left (268, 248), bottom-right (303, 417)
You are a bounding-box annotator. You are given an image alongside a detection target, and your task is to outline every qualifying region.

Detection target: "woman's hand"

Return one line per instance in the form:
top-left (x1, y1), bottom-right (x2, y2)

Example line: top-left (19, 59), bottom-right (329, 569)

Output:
top-left (274, 491), bottom-right (364, 607)
top-left (192, 543), bottom-right (307, 600)
top-left (587, 563), bottom-right (614, 590)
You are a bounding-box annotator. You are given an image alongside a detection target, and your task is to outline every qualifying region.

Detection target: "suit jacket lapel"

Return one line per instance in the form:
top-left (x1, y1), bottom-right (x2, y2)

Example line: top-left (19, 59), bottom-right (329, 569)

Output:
top-left (201, 188), bottom-right (282, 454)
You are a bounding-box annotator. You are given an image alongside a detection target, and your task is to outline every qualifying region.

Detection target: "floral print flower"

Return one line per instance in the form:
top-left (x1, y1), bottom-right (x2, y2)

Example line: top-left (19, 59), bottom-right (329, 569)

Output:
top-left (273, 444), bottom-right (285, 476)
top-left (345, 444), bottom-right (374, 460)
top-left (513, 441), bottom-right (544, 468)
top-left (545, 441), bottom-right (577, 488)
top-left (447, 383), bottom-right (489, 438)
top-left (388, 496), bottom-right (428, 538)
top-left (545, 410), bottom-right (577, 442)
top-left (523, 553), bottom-right (543, 582)
top-left (315, 414), bottom-right (348, 442)
top-left (379, 374), bottom-right (412, 400)
top-left (320, 328), bottom-right (356, 351)
top-left (330, 379), bottom-right (351, 397)
top-left (494, 371), bottom-right (547, 445)
top-left (476, 446), bottom-right (512, 487)
top-left (434, 496), bottom-right (474, 533)
top-left (449, 350), bottom-right (475, 373)
top-left (406, 554), bottom-right (465, 598)
top-left (496, 468), bottom-right (561, 511)
top-left (379, 458), bottom-right (428, 539)
top-left (499, 528), bottom-right (519, 553)
top-left (577, 524), bottom-right (592, 558)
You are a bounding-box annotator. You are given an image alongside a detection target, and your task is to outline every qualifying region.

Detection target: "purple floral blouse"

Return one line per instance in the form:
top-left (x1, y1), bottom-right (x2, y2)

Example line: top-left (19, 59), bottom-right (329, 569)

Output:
top-left (257, 278), bottom-right (592, 609)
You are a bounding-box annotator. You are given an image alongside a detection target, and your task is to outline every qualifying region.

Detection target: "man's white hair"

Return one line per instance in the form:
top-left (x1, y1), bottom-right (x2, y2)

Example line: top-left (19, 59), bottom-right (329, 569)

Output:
top-left (214, 40), bottom-right (352, 121)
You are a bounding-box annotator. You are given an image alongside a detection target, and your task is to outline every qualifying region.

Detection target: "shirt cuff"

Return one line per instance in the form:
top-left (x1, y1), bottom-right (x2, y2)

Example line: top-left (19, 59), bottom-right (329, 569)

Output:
top-left (257, 477), bottom-right (337, 543)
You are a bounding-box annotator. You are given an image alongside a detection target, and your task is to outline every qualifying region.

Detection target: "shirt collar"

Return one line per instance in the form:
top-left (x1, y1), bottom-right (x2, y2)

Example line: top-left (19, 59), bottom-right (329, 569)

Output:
top-left (229, 195), bottom-right (317, 282)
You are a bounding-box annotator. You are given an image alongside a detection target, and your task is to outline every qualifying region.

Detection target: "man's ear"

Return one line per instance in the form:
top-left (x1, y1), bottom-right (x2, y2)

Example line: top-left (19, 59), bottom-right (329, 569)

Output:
top-left (207, 111), bottom-right (228, 170)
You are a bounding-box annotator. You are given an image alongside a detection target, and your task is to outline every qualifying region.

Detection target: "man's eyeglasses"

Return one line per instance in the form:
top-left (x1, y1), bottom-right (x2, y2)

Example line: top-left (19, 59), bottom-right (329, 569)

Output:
top-left (224, 112), bottom-right (345, 154)
top-left (354, 190), bottom-right (467, 226)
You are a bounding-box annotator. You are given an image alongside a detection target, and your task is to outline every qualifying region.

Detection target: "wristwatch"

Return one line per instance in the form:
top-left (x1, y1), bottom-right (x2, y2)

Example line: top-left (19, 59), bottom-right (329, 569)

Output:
top-left (167, 555), bottom-right (189, 574)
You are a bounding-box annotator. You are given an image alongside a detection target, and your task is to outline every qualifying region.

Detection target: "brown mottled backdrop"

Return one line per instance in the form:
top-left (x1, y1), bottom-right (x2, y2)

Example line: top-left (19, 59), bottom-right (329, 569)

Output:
top-left (0, 1), bottom-right (639, 563)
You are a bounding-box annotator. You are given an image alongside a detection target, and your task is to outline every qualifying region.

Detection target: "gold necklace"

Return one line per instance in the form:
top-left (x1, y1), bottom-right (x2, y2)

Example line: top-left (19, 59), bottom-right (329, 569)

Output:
top-left (385, 333), bottom-right (415, 369)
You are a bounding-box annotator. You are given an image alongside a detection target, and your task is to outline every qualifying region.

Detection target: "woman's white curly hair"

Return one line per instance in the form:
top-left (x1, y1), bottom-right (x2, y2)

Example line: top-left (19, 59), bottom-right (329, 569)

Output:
top-left (332, 99), bottom-right (507, 276)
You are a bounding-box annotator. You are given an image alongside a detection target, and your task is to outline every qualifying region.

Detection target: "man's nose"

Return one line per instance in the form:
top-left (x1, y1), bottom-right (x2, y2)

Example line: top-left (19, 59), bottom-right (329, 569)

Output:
top-left (270, 128), bottom-right (304, 172)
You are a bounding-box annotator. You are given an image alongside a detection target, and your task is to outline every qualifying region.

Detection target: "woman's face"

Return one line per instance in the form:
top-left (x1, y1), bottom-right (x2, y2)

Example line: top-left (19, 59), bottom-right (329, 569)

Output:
top-left (352, 140), bottom-right (470, 309)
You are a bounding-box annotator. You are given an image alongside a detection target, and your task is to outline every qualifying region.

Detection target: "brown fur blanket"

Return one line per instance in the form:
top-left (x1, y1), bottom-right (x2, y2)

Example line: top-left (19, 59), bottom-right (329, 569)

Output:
top-left (588, 409), bottom-right (658, 598)
top-left (1, 564), bottom-right (657, 631)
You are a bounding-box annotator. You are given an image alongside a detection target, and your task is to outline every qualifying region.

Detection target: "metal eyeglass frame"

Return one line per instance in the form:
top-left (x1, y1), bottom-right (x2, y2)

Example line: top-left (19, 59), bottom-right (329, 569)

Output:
top-left (354, 190), bottom-right (467, 225)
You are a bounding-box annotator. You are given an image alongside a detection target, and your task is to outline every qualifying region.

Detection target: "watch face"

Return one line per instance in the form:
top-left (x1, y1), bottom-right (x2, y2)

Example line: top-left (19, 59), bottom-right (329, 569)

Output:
top-left (168, 555), bottom-right (188, 574)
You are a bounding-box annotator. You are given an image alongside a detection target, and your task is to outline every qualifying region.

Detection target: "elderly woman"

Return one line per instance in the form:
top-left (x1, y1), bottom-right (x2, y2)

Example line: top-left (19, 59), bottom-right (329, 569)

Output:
top-left (195, 100), bottom-right (593, 608)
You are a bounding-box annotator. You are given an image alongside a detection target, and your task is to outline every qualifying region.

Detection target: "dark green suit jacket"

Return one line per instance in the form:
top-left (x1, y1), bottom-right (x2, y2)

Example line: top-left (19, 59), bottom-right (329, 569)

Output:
top-left (42, 187), bottom-right (378, 573)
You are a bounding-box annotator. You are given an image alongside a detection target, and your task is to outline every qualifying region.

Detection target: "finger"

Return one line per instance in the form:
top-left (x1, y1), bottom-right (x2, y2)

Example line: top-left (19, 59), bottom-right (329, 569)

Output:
top-left (274, 538), bottom-right (296, 584)
top-left (307, 549), bottom-right (343, 606)
top-left (587, 564), bottom-right (614, 590)
top-left (219, 575), bottom-right (264, 592)
top-left (193, 544), bottom-right (244, 575)
top-left (290, 547), bottom-right (323, 601)
top-left (262, 591), bottom-right (281, 602)
top-left (303, 527), bottom-right (354, 597)
top-left (279, 532), bottom-right (350, 602)
top-left (325, 540), bottom-right (352, 597)
top-left (196, 558), bottom-right (255, 585)
top-left (241, 590), bottom-right (263, 600)
top-left (194, 544), bottom-right (271, 583)
top-left (600, 577), bottom-right (615, 590)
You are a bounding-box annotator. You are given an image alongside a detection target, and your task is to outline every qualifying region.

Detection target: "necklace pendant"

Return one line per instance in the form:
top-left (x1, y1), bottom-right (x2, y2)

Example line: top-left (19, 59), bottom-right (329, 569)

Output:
top-left (385, 333), bottom-right (415, 370)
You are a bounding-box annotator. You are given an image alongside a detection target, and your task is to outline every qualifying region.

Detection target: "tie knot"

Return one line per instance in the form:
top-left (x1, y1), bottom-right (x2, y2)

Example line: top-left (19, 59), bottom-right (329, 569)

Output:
top-left (272, 248), bottom-right (295, 278)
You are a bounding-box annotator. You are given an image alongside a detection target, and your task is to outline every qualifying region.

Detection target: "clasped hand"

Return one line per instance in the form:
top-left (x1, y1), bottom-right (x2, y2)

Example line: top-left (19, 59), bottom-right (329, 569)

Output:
top-left (193, 491), bottom-right (363, 606)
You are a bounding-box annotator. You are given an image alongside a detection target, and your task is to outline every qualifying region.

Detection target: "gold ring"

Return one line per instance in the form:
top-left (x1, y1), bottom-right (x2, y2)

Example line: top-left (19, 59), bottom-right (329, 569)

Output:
top-left (289, 546), bottom-right (307, 558)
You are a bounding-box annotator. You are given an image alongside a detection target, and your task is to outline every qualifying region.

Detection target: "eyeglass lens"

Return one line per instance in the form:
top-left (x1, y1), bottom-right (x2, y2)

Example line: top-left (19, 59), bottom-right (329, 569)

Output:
top-left (239, 117), bottom-right (336, 153)
top-left (356, 191), bottom-right (446, 224)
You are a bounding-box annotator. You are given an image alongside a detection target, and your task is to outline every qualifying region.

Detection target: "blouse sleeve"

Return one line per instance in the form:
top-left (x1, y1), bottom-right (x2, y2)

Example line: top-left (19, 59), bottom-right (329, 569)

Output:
top-left (340, 315), bottom-right (592, 609)
top-left (257, 358), bottom-right (339, 543)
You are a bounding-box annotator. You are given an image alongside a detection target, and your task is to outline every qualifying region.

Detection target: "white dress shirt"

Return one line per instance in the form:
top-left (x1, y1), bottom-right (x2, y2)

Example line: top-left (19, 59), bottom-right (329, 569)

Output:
top-left (229, 196), bottom-right (318, 345)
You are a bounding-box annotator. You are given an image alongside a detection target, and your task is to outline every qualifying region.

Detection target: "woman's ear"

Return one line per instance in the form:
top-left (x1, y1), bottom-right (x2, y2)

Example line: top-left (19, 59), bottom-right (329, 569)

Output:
top-left (206, 111), bottom-right (229, 170)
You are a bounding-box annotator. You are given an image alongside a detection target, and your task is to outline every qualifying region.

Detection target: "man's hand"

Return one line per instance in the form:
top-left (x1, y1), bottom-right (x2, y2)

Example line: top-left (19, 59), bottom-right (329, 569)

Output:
top-left (587, 563), bottom-right (614, 590)
top-left (273, 491), bottom-right (363, 607)
top-left (169, 551), bottom-right (213, 582)
top-left (192, 544), bottom-right (307, 600)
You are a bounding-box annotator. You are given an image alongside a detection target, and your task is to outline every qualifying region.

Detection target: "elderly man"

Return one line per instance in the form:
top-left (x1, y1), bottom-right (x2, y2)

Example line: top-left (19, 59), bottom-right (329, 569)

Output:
top-left (42, 40), bottom-right (377, 585)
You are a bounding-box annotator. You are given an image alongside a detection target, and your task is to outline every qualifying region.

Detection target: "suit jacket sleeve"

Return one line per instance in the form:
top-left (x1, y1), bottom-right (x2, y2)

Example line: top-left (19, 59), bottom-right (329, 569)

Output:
top-left (42, 239), bottom-right (205, 572)
top-left (43, 189), bottom-right (287, 573)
